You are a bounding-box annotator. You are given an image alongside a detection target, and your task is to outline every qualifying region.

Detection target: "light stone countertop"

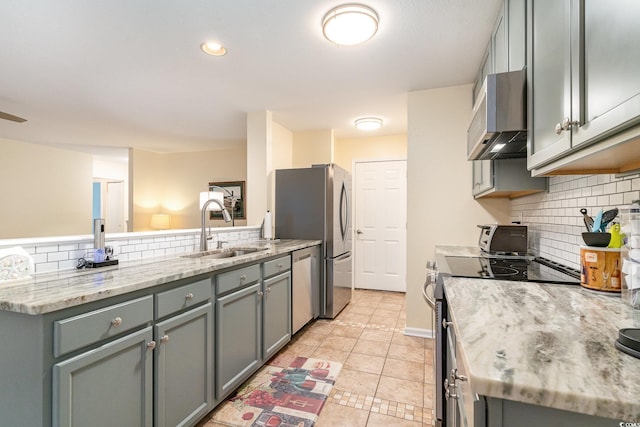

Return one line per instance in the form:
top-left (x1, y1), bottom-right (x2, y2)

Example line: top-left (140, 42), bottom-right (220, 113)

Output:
top-left (0, 239), bottom-right (321, 315)
top-left (435, 246), bottom-right (640, 420)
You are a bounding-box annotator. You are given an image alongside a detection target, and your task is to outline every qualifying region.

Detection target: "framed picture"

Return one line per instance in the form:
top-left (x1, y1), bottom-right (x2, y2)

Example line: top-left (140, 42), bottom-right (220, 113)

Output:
top-left (208, 181), bottom-right (246, 220)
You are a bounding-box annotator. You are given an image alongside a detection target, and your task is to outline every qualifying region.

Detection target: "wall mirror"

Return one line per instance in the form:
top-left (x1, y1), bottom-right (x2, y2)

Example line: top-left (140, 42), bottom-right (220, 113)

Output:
top-left (209, 181), bottom-right (246, 220)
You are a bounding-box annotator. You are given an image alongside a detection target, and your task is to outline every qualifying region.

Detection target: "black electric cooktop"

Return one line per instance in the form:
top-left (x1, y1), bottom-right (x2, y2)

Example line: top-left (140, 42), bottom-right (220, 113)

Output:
top-left (443, 255), bottom-right (580, 285)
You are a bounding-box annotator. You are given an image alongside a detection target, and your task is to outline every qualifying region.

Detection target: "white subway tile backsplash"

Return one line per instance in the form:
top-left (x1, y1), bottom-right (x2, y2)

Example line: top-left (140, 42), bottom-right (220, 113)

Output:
top-left (512, 173), bottom-right (635, 270)
top-left (0, 227), bottom-right (262, 274)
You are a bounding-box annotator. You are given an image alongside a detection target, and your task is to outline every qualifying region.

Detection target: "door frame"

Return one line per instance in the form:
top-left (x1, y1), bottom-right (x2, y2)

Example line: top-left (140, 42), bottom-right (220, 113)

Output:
top-left (351, 157), bottom-right (408, 291)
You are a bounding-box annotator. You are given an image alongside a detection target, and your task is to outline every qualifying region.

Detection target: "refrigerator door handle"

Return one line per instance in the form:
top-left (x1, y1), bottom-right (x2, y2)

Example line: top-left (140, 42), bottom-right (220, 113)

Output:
top-left (339, 182), bottom-right (349, 242)
top-left (332, 252), bottom-right (352, 262)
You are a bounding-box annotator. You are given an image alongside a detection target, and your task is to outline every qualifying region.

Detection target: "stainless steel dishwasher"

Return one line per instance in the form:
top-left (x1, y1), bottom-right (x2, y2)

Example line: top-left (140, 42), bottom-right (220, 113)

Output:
top-left (291, 246), bottom-right (319, 334)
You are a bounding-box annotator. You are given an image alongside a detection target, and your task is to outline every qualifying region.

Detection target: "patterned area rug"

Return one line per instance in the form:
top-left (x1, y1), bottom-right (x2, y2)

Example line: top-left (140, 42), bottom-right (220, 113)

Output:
top-left (211, 356), bottom-right (342, 427)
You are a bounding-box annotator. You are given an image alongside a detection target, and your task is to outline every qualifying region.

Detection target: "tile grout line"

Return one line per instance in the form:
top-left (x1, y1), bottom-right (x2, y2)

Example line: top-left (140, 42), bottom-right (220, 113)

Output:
top-left (327, 306), bottom-right (436, 426)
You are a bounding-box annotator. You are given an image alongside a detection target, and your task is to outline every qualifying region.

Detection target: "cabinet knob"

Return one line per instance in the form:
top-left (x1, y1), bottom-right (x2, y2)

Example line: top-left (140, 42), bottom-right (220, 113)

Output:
top-left (146, 341), bottom-right (156, 350)
top-left (185, 292), bottom-right (194, 300)
top-left (276, 264), bottom-right (283, 269)
top-left (555, 117), bottom-right (578, 135)
top-left (257, 291), bottom-right (264, 296)
top-left (266, 287), bottom-right (272, 293)
top-left (240, 274), bottom-right (246, 281)
top-left (160, 335), bottom-right (169, 344)
top-left (111, 317), bottom-right (123, 327)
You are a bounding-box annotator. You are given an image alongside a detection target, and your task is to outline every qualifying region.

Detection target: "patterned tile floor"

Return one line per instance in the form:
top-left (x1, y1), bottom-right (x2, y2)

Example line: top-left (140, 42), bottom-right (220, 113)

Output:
top-left (198, 289), bottom-right (436, 427)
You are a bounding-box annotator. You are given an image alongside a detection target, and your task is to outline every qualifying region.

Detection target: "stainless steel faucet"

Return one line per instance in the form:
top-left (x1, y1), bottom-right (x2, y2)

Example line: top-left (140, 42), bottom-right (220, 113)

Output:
top-left (208, 185), bottom-right (236, 226)
top-left (200, 198), bottom-right (231, 251)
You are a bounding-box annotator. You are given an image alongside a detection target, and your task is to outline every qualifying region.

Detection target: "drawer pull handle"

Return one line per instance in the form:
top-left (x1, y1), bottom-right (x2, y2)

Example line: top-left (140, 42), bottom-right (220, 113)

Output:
top-left (277, 264), bottom-right (283, 269)
top-left (146, 341), bottom-right (156, 350)
top-left (240, 274), bottom-right (247, 281)
top-left (185, 292), bottom-right (194, 300)
top-left (160, 335), bottom-right (170, 344)
top-left (111, 317), bottom-right (123, 327)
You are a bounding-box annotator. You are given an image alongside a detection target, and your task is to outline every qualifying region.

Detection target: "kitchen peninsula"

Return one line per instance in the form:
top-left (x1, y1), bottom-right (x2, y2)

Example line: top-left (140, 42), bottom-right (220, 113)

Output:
top-left (437, 248), bottom-right (640, 425)
top-left (0, 239), bottom-right (320, 427)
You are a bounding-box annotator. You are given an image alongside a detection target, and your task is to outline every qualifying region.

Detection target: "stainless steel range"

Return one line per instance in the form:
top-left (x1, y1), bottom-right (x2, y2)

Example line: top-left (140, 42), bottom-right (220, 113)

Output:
top-left (424, 254), bottom-right (580, 427)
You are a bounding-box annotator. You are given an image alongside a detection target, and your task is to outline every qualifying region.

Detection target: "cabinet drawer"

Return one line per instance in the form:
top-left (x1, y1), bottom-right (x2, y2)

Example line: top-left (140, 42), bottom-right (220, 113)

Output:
top-left (216, 264), bottom-right (260, 295)
top-left (263, 256), bottom-right (291, 278)
top-left (53, 295), bottom-right (153, 358)
top-left (155, 278), bottom-right (211, 319)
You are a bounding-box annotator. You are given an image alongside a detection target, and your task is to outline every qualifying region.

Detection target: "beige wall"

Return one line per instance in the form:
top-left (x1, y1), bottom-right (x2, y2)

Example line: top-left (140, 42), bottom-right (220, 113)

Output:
top-left (406, 85), bottom-right (511, 333)
top-left (1, 138), bottom-right (93, 238)
top-left (292, 130), bottom-right (333, 167)
top-left (334, 134), bottom-right (407, 173)
top-left (131, 147), bottom-right (247, 231)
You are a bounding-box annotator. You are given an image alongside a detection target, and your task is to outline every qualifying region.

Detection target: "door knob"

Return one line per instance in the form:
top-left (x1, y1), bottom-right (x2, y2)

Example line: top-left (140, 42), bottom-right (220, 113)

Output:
top-left (356, 229), bottom-right (363, 235)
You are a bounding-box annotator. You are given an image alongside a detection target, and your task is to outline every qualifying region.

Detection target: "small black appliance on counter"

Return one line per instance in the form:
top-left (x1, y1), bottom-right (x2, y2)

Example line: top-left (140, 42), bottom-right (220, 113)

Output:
top-left (478, 224), bottom-right (528, 255)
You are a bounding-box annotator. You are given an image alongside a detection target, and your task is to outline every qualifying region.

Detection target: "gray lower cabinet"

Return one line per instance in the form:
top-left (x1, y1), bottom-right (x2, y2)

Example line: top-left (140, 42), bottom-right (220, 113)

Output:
top-left (154, 303), bottom-right (213, 427)
top-left (52, 327), bottom-right (154, 427)
top-left (216, 281), bottom-right (262, 400)
top-left (263, 271), bottom-right (292, 360)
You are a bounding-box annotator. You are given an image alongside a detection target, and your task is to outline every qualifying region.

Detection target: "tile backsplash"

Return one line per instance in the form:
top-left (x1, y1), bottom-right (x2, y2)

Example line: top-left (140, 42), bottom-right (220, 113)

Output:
top-left (0, 227), bottom-right (261, 274)
top-left (511, 173), bottom-right (640, 269)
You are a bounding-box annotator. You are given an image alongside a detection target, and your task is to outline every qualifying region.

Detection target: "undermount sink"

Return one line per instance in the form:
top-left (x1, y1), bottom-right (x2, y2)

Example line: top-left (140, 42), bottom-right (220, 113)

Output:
top-left (181, 247), bottom-right (268, 260)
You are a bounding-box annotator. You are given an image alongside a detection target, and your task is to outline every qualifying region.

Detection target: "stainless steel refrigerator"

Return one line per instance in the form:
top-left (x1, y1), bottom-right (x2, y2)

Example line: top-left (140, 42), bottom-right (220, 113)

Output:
top-left (275, 164), bottom-right (352, 318)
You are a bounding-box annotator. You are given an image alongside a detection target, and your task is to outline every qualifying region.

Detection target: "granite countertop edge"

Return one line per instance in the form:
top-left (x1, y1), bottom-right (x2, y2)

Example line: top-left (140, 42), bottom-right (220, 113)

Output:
top-left (0, 239), bottom-right (321, 315)
top-left (435, 245), bottom-right (640, 421)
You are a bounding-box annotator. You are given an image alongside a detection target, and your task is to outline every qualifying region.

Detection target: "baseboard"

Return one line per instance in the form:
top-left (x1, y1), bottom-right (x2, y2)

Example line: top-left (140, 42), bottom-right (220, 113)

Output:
top-left (403, 327), bottom-right (435, 339)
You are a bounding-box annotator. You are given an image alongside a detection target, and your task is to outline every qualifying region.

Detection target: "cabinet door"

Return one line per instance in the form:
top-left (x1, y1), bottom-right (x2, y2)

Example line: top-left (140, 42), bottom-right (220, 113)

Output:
top-left (155, 303), bottom-right (213, 427)
top-left (571, 0), bottom-right (640, 147)
top-left (263, 271), bottom-right (292, 359)
top-left (216, 282), bottom-right (262, 399)
top-left (53, 327), bottom-right (153, 427)
top-left (492, 4), bottom-right (508, 74)
top-left (527, 0), bottom-right (573, 169)
top-left (472, 160), bottom-right (493, 196)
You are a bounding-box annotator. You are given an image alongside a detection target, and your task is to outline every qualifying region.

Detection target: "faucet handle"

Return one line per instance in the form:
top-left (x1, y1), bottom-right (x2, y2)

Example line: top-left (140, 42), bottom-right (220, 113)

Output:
top-left (217, 240), bottom-right (229, 249)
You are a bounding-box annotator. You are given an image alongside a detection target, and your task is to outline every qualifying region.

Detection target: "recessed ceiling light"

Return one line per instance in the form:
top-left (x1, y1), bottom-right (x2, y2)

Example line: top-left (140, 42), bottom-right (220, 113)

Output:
top-left (355, 117), bottom-right (383, 130)
top-left (322, 4), bottom-right (379, 46)
top-left (201, 41), bottom-right (227, 56)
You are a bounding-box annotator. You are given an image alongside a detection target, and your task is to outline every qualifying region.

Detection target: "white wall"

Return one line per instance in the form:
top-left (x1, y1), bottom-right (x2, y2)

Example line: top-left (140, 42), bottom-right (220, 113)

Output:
top-left (334, 134), bottom-right (407, 173)
top-left (292, 130), bottom-right (333, 167)
top-left (1, 138), bottom-right (93, 238)
top-left (130, 147), bottom-right (247, 231)
top-left (406, 84), bottom-right (511, 333)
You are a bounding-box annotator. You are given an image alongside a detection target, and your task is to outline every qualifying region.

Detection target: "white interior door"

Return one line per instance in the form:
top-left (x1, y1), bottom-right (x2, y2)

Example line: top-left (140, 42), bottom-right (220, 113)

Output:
top-left (354, 160), bottom-right (407, 292)
top-left (106, 181), bottom-right (125, 233)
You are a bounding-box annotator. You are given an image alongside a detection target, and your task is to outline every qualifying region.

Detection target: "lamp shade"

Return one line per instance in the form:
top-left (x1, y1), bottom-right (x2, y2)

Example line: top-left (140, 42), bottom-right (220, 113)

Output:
top-left (199, 191), bottom-right (224, 210)
top-left (150, 214), bottom-right (171, 230)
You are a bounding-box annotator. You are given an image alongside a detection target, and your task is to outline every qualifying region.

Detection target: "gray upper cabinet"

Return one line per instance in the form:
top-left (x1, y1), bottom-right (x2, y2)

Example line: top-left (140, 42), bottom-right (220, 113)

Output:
top-left (527, 0), bottom-right (572, 168)
top-left (493, 4), bottom-right (508, 74)
top-left (472, 160), bottom-right (494, 196)
top-left (472, 0), bottom-right (546, 199)
top-left (528, 0), bottom-right (640, 173)
top-left (572, 1), bottom-right (640, 146)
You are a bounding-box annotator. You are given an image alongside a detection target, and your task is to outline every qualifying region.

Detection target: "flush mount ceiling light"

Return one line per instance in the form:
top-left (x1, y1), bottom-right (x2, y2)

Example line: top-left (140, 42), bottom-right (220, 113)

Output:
top-left (200, 41), bottom-right (227, 56)
top-left (322, 4), bottom-right (379, 46)
top-left (355, 117), bottom-right (383, 130)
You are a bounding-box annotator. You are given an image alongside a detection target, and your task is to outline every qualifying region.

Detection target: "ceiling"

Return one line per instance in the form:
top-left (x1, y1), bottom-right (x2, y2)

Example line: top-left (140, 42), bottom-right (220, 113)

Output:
top-left (0, 0), bottom-right (501, 154)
